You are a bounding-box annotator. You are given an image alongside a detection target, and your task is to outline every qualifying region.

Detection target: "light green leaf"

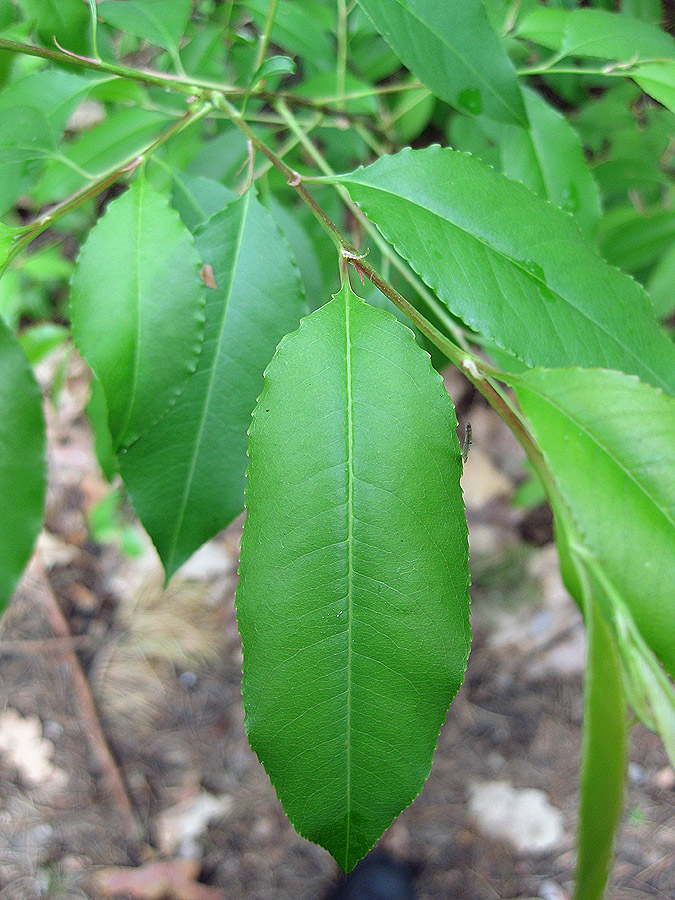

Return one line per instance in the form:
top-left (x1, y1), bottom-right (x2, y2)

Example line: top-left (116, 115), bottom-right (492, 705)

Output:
top-left (19, 0), bottom-right (90, 53)
top-left (0, 317), bottom-right (46, 613)
top-left (597, 205), bottom-right (675, 276)
top-left (621, 0), bottom-right (663, 24)
top-left (98, 0), bottom-right (192, 53)
top-left (646, 240), bottom-right (675, 319)
top-left (36, 107), bottom-right (173, 203)
top-left (251, 54), bottom-right (296, 86)
top-left (513, 367), bottom-right (675, 676)
top-left (496, 88), bottom-right (601, 237)
top-left (355, 0), bottom-right (527, 124)
top-left (71, 175), bottom-right (206, 450)
top-left (0, 105), bottom-right (58, 165)
top-left (575, 588), bottom-right (627, 900)
top-left (18, 323), bottom-right (69, 365)
top-left (613, 598), bottom-right (675, 768)
top-left (517, 7), bottom-right (675, 60)
top-left (329, 147), bottom-right (675, 394)
top-left (120, 191), bottom-right (308, 578)
top-left (237, 280), bottom-right (471, 871)
top-left (86, 377), bottom-right (119, 482)
top-left (170, 172), bottom-right (235, 232)
top-left (632, 61), bottom-right (675, 116)
top-left (0, 70), bottom-right (97, 135)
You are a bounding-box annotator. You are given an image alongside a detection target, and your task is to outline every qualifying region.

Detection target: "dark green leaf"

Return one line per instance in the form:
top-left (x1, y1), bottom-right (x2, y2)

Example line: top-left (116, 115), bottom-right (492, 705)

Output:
top-left (356, 0), bottom-right (527, 124)
top-left (647, 241), bottom-right (675, 319)
top-left (120, 190), bottom-right (308, 577)
top-left (598, 206), bottom-right (675, 277)
top-left (71, 175), bottom-right (206, 449)
top-left (330, 147), bottom-right (675, 393)
top-left (237, 280), bottom-right (471, 871)
top-left (0, 317), bottom-right (46, 613)
top-left (251, 54), bottom-right (296, 86)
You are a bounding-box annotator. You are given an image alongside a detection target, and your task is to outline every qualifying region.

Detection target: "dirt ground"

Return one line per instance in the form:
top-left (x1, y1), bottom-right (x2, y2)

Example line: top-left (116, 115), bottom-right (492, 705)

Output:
top-left (1, 353), bottom-right (674, 900)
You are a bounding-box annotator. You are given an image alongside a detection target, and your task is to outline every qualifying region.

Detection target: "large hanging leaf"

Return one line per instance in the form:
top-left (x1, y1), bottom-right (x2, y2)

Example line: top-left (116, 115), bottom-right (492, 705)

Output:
top-left (356, 0), bottom-right (527, 125)
top-left (513, 367), bottom-right (675, 676)
top-left (71, 175), bottom-right (206, 450)
top-left (575, 590), bottom-right (627, 900)
top-left (0, 318), bottom-right (46, 613)
top-left (328, 147), bottom-right (675, 394)
top-left (237, 280), bottom-right (471, 871)
top-left (120, 191), bottom-right (308, 578)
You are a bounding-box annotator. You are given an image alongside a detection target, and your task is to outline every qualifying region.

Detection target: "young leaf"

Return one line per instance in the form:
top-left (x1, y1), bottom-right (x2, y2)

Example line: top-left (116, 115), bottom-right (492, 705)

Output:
top-left (71, 175), bottom-right (206, 450)
top-left (237, 280), bottom-right (471, 871)
top-left (513, 367), bottom-right (675, 677)
top-left (120, 190), bottom-right (308, 578)
top-left (356, 0), bottom-right (527, 125)
top-left (0, 318), bottom-right (46, 613)
top-left (575, 588), bottom-right (627, 900)
top-left (329, 147), bottom-right (675, 394)
top-left (98, 0), bottom-right (192, 54)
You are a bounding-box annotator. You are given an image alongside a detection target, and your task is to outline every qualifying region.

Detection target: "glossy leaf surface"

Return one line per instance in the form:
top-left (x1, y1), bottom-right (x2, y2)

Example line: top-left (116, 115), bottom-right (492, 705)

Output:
top-left (0, 318), bottom-right (46, 613)
top-left (121, 191), bottom-right (308, 577)
top-left (356, 0), bottom-right (527, 125)
top-left (71, 175), bottom-right (206, 450)
top-left (237, 281), bottom-right (471, 871)
top-left (514, 367), bottom-right (675, 676)
top-left (331, 147), bottom-right (675, 393)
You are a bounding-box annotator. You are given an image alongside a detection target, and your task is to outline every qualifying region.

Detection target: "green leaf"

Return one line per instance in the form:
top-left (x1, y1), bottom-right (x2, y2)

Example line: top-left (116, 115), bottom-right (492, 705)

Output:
top-left (329, 147), bottom-right (675, 394)
top-left (355, 0), bottom-right (527, 124)
top-left (19, 0), bottom-right (90, 53)
top-left (597, 205), bottom-right (675, 277)
top-left (170, 172), bottom-right (235, 232)
top-left (0, 70), bottom-right (97, 135)
top-left (517, 7), bottom-right (675, 60)
top-left (36, 107), bottom-right (173, 202)
top-left (646, 241), bottom-right (675, 319)
top-left (237, 280), bottom-right (471, 871)
top-left (513, 367), bottom-right (675, 677)
top-left (243, 0), bottom-right (335, 72)
top-left (251, 54), bottom-right (296, 87)
top-left (575, 589), bottom-right (627, 900)
top-left (98, 0), bottom-right (192, 53)
top-left (87, 376), bottom-right (119, 482)
top-left (612, 598), bottom-right (675, 768)
top-left (0, 105), bottom-right (58, 165)
top-left (71, 175), bottom-right (206, 450)
top-left (119, 190), bottom-right (308, 578)
top-left (632, 61), bottom-right (675, 116)
top-left (0, 317), bottom-right (46, 613)
top-left (18, 323), bottom-right (69, 365)
top-left (495, 88), bottom-right (601, 237)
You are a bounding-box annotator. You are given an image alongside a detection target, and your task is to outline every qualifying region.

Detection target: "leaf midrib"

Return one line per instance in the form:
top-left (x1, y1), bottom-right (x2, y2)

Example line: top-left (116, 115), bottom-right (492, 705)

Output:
top-left (343, 286), bottom-right (354, 870)
top-left (166, 191), bottom-right (251, 572)
top-left (347, 176), bottom-right (665, 388)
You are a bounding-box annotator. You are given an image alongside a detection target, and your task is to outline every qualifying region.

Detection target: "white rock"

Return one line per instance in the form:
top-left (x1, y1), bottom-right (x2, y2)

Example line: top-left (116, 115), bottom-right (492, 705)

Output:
top-left (469, 780), bottom-right (564, 854)
top-left (156, 791), bottom-right (233, 857)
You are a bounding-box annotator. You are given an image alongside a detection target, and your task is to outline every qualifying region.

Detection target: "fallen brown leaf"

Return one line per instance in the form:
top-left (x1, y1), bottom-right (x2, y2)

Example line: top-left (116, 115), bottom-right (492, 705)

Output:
top-left (93, 858), bottom-right (224, 900)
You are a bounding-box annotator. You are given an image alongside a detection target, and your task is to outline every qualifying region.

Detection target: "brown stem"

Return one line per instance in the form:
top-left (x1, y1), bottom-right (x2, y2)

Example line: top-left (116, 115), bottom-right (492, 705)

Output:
top-left (27, 556), bottom-right (140, 843)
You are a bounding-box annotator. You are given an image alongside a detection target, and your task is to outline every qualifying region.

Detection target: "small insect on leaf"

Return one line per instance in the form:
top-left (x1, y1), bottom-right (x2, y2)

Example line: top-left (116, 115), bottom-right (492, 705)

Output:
top-left (462, 422), bottom-right (472, 463)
